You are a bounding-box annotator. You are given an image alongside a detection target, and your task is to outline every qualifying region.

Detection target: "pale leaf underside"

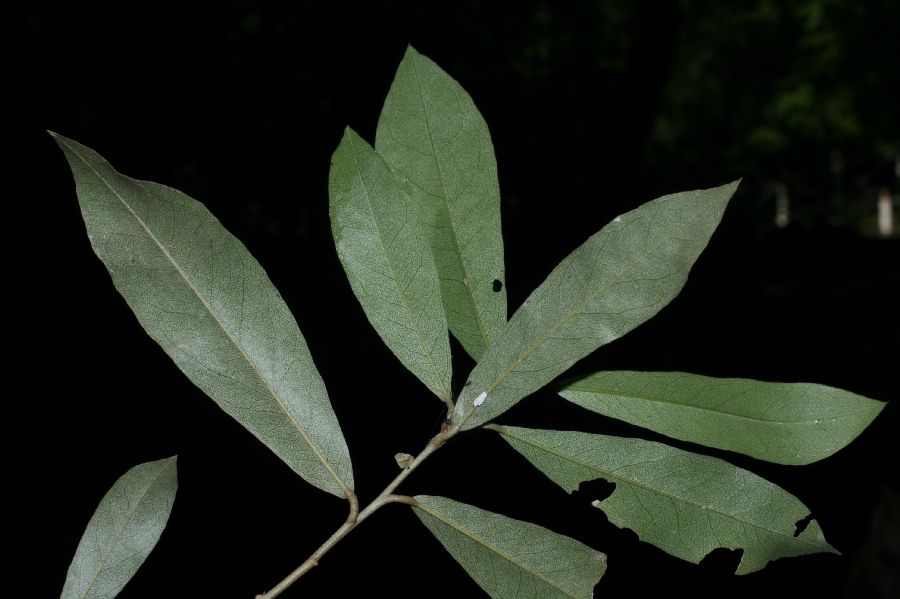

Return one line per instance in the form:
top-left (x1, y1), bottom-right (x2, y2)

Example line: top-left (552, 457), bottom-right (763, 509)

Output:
top-left (329, 128), bottom-right (452, 402)
top-left (492, 425), bottom-right (837, 574)
top-left (376, 45), bottom-right (507, 360)
top-left (559, 370), bottom-right (885, 465)
top-left (453, 181), bottom-right (740, 430)
top-left (61, 458), bottom-right (177, 599)
top-left (412, 495), bottom-right (605, 598)
top-left (54, 133), bottom-right (353, 497)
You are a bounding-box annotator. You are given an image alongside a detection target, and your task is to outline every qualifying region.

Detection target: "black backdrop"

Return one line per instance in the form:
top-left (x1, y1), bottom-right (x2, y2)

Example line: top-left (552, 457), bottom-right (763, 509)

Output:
top-left (8, 2), bottom-right (898, 598)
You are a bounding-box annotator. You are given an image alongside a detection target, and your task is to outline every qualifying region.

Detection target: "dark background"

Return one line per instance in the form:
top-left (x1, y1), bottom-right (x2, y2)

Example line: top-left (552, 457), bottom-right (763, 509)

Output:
top-left (7, 1), bottom-right (898, 597)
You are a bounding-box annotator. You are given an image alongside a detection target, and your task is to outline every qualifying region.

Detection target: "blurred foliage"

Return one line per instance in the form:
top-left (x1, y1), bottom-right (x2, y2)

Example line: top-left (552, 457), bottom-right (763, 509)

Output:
top-left (645, 0), bottom-right (899, 198)
top-left (409, 0), bottom-right (900, 230)
top-left (16, 0), bottom-right (898, 234)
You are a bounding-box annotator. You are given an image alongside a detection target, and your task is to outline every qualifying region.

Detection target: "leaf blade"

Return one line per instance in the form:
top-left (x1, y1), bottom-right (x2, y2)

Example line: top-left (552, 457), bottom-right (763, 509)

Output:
top-left (61, 457), bottom-right (177, 599)
top-left (53, 133), bottom-right (353, 497)
top-left (329, 127), bottom-right (452, 402)
top-left (559, 371), bottom-right (885, 464)
top-left (453, 181), bottom-right (740, 429)
top-left (412, 495), bottom-right (605, 598)
top-left (376, 46), bottom-right (507, 359)
top-left (492, 425), bottom-right (838, 574)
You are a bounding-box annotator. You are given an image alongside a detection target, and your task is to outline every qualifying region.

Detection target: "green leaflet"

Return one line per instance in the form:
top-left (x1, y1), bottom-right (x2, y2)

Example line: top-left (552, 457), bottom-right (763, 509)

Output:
top-left (412, 495), bottom-right (605, 599)
top-left (453, 182), bottom-right (740, 430)
top-left (329, 128), bottom-right (453, 402)
top-left (491, 425), bottom-right (838, 574)
top-left (61, 458), bottom-right (177, 599)
top-left (559, 371), bottom-right (885, 465)
top-left (53, 133), bottom-right (353, 497)
top-left (376, 46), bottom-right (506, 360)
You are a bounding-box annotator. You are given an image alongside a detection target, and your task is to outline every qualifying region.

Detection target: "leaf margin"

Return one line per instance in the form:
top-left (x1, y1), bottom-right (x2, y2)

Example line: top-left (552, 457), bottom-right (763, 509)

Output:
top-left (489, 424), bottom-right (839, 575)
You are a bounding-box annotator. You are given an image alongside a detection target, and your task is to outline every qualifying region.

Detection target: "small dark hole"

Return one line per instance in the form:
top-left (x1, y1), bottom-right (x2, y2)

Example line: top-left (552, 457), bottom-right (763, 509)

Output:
top-left (794, 514), bottom-right (814, 537)
top-left (492, 279), bottom-right (503, 292)
top-left (573, 478), bottom-right (616, 503)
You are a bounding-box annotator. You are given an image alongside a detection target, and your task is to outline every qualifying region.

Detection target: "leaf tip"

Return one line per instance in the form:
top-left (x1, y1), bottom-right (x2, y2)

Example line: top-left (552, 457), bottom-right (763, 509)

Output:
top-left (718, 178), bottom-right (742, 200)
top-left (335, 127), bottom-right (363, 159)
top-left (702, 178), bottom-right (742, 216)
top-left (47, 130), bottom-right (72, 153)
top-left (800, 518), bottom-right (841, 555)
top-left (157, 455), bottom-right (179, 479)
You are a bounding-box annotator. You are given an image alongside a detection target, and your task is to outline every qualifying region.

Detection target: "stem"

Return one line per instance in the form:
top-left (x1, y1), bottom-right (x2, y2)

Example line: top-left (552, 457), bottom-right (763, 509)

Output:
top-left (441, 395), bottom-right (455, 415)
top-left (254, 494), bottom-right (359, 599)
top-left (256, 422), bottom-right (460, 599)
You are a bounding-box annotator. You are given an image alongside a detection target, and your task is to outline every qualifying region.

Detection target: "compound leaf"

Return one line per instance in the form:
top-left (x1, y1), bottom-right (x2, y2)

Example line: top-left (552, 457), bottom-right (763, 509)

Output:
top-left (453, 181), bottom-right (739, 430)
top-left (329, 127), bottom-right (452, 402)
top-left (412, 495), bottom-right (605, 598)
top-left (376, 46), bottom-right (506, 360)
top-left (53, 133), bottom-right (353, 497)
top-left (491, 425), bottom-right (837, 574)
top-left (61, 457), bottom-right (177, 599)
top-left (559, 371), bottom-right (885, 465)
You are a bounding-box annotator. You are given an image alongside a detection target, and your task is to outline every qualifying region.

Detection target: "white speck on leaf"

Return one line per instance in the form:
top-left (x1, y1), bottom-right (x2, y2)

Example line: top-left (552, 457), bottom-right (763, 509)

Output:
top-left (613, 216), bottom-right (622, 223)
top-left (474, 392), bottom-right (487, 407)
